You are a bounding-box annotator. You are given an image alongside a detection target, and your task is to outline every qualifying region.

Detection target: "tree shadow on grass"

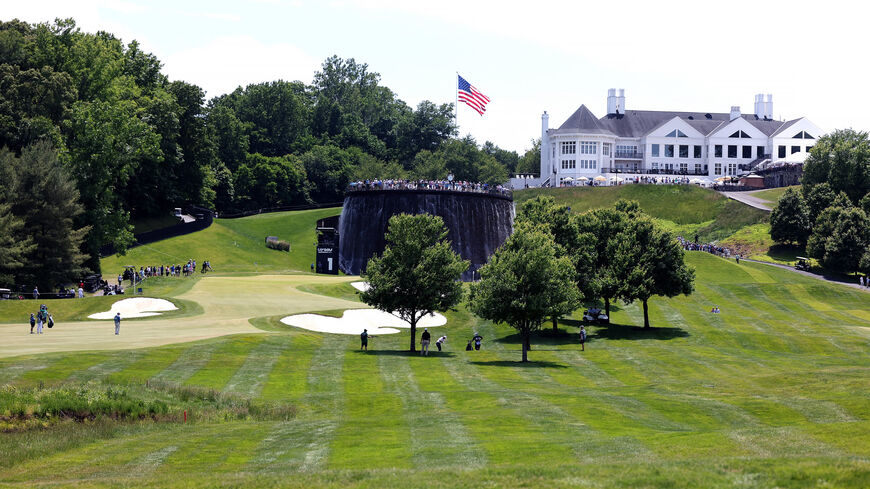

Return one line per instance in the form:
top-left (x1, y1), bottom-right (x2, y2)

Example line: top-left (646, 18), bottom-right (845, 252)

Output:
top-left (353, 350), bottom-right (456, 358)
top-left (468, 360), bottom-right (567, 369)
top-left (495, 328), bottom-right (579, 347)
top-left (591, 322), bottom-right (689, 341)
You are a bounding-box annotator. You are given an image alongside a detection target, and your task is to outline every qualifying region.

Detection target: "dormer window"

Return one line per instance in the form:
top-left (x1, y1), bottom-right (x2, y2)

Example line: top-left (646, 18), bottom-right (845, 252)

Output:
top-left (730, 130), bottom-right (752, 138)
top-left (666, 129), bottom-right (688, 137)
top-left (792, 131), bottom-right (814, 139)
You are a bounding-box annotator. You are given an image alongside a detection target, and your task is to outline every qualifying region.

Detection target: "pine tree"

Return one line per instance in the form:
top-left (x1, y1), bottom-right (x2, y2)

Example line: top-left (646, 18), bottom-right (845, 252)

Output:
top-left (7, 141), bottom-right (90, 289)
top-left (0, 149), bottom-right (34, 287)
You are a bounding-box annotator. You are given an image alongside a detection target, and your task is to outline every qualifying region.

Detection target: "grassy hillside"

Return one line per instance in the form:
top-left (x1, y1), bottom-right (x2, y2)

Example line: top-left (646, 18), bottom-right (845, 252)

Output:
top-left (101, 207), bottom-right (341, 276)
top-left (1, 253), bottom-right (868, 487)
top-left (515, 185), bottom-right (769, 242)
top-left (748, 185), bottom-right (800, 209)
top-left (103, 187), bottom-right (769, 278)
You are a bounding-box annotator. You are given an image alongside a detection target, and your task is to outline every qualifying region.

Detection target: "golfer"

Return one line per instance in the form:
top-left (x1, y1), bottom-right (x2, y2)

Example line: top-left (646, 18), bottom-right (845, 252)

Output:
top-left (579, 326), bottom-right (587, 351)
top-left (420, 328), bottom-right (431, 356)
top-left (114, 312), bottom-right (121, 335)
top-left (360, 328), bottom-right (369, 350)
top-left (472, 333), bottom-right (483, 351)
top-left (435, 335), bottom-right (447, 351)
top-left (29, 313), bottom-right (35, 334)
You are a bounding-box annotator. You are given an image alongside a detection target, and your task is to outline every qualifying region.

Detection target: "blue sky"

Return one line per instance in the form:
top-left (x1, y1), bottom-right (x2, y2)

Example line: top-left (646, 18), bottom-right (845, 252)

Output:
top-left (5, 0), bottom-right (868, 153)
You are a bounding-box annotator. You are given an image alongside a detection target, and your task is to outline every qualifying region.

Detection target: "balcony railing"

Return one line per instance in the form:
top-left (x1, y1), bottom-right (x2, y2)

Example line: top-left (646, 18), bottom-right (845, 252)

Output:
top-left (612, 151), bottom-right (644, 159)
top-left (600, 168), bottom-right (709, 176)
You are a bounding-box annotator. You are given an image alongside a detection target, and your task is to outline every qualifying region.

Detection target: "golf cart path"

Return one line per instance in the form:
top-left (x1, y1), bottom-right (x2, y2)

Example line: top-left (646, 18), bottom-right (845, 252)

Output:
top-left (742, 257), bottom-right (869, 292)
top-left (720, 191), bottom-right (772, 211)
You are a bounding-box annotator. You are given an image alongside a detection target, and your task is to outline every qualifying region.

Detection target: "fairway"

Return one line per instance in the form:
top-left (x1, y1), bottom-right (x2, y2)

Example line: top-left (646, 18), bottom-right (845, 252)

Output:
top-left (0, 274), bottom-right (362, 358)
top-left (1, 254), bottom-right (869, 488)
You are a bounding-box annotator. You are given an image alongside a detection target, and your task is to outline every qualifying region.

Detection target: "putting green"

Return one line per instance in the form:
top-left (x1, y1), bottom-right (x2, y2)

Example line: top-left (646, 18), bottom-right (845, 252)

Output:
top-left (0, 274), bottom-right (363, 358)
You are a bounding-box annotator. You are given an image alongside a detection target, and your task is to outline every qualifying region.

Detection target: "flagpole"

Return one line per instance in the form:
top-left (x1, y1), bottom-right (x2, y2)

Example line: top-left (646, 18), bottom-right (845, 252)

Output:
top-left (454, 72), bottom-right (459, 132)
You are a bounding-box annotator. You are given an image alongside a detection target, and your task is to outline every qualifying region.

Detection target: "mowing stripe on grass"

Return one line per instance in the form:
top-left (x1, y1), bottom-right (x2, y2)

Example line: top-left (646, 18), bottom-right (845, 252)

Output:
top-left (107, 345), bottom-right (188, 384)
top-left (411, 352), bottom-right (577, 466)
top-left (377, 352), bottom-right (487, 468)
top-left (551, 350), bottom-right (622, 388)
top-left (184, 335), bottom-right (264, 390)
top-left (150, 340), bottom-right (225, 384)
top-left (157, 422), bottom-right (272, 473)
top-left (254, 334), bottom-right (346, 473)
top-left (223, 334), bottom-right (290, 397)
top-left (0, 357), bottom-right (61, 385)
top-left (328, 349), bottom-right (413, 470)
top-left (14, 352), bottom-right (113, 386)
top-left (727, 425), bottom-right (841, 458)
top-left (259, 333), bottom-right (322, 402)
top-left (247, 419), bottom-right (339, 473)
top-left (125, 445), bottom-right (179, 478)
top-left (66, 350), bottom-right (145, 383)
top-left (0, 424), bottom-right (180, 483)
top-left (737, 263), bottom-right (775, 283)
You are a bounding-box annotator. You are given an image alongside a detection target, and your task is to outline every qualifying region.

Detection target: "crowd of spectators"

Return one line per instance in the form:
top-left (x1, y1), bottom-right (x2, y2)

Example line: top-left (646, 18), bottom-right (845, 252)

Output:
top-left (120, 260), bottom-right (213, 286)
top-left (348, 179), bottom-right (511, 197)
top-left (677, 236), bottom-right (731, 257)
top-left (560, 175), bottom-right (702, 187)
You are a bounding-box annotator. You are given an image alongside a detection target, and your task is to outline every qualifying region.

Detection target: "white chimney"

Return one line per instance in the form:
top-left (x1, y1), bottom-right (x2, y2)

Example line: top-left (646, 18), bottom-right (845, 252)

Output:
top-left (765, 94), bottom-right (773, 120)
top-left (754, 94), bottom-right (765, 118)
top-left (541, 111), bottom-right (550, 177)
top-left (730, 106), bottom-right (741, 121)
top-left (606, 88), bottom-right (616, 114)
top-left (617, 88), bottom-right (625, 114)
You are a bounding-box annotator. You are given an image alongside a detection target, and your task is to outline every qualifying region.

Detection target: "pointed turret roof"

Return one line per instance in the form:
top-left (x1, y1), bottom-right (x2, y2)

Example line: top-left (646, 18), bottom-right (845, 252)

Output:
top-left (553, 105), bottom-right (614, 135)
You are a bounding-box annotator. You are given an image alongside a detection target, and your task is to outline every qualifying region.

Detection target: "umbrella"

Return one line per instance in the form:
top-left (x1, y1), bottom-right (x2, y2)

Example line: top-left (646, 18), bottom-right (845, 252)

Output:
top-left (562, 177), bottom-right (573, 181)
top-left (594, 176), bottom-right (607, 182)
top-left (714, 176), bottom-right (729, 182)
top-left (690, 178), bottom-right (704, 184)
top-left (576, 176), bottom-right (589, 182)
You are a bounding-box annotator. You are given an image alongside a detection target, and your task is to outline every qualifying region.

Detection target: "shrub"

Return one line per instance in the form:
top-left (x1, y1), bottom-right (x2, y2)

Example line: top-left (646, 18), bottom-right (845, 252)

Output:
top-left (265, 236), bottom-right (291, 252)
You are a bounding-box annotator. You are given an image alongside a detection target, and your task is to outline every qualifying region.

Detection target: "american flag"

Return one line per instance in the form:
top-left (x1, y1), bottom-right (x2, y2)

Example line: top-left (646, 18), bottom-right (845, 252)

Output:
top-left (457, 75), bottom-right (490, 116)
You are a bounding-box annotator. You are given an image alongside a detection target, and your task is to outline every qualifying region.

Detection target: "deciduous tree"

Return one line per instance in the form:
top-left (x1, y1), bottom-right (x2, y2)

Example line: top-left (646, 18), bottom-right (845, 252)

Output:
top-left (611, 216), bottom-right (694, 328)
top-left (469, 222), bottom-right (578, 362)
top-left (770, 187), bottom-right (811, 245)
top-left (360, 214), bottom-right (468, 352)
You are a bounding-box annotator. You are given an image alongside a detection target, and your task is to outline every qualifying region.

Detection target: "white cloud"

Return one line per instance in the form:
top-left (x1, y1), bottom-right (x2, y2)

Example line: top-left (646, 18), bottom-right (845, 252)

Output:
top-left (162, 35), bottom-right (320, 98)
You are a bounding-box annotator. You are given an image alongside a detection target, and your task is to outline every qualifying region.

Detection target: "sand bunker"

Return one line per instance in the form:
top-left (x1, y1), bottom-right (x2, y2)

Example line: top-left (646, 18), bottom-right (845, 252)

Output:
top-left (280, 308), bottom-right (446, 335)
top-left (350, 281), bottom-right (370, 292)
top-left (88, 297), bottom-right (178, 319)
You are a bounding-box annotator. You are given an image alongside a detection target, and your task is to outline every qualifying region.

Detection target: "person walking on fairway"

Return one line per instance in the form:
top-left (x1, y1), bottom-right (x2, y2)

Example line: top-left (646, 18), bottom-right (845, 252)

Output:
top-left (114, 313), bottom-right (121, 335)
top-left (35, 310), bottom-right (43, 334)
top-left (420, 328), bottom-right (431, 356)
top-left (32, 286), bottom-right (38, 300)
top-left (435, 335), bottom-right (447, 352)
top-left (29, 313), bottom-right (35, 334)
top-left (579, 325), bottom-right (587, 351)
top-left (360, 328), bottom-right (369, 350)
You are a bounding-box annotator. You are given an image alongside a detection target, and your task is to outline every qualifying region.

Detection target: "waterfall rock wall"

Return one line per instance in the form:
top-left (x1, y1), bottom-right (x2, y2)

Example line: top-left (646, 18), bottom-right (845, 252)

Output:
top-left (338, 190), bottom-right (514, 280)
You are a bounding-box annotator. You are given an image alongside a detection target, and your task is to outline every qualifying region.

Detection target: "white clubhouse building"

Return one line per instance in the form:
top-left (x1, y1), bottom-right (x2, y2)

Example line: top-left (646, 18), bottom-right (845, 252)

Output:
top-left (538, 89), bottom-right (823, 186)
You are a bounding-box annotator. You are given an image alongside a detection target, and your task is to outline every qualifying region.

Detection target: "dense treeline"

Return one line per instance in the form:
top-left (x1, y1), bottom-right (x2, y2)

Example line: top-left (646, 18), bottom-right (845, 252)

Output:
top-left (0, 18), bottom-right (537, 287)
top-left (769, 129), bottom-right (870, 274)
